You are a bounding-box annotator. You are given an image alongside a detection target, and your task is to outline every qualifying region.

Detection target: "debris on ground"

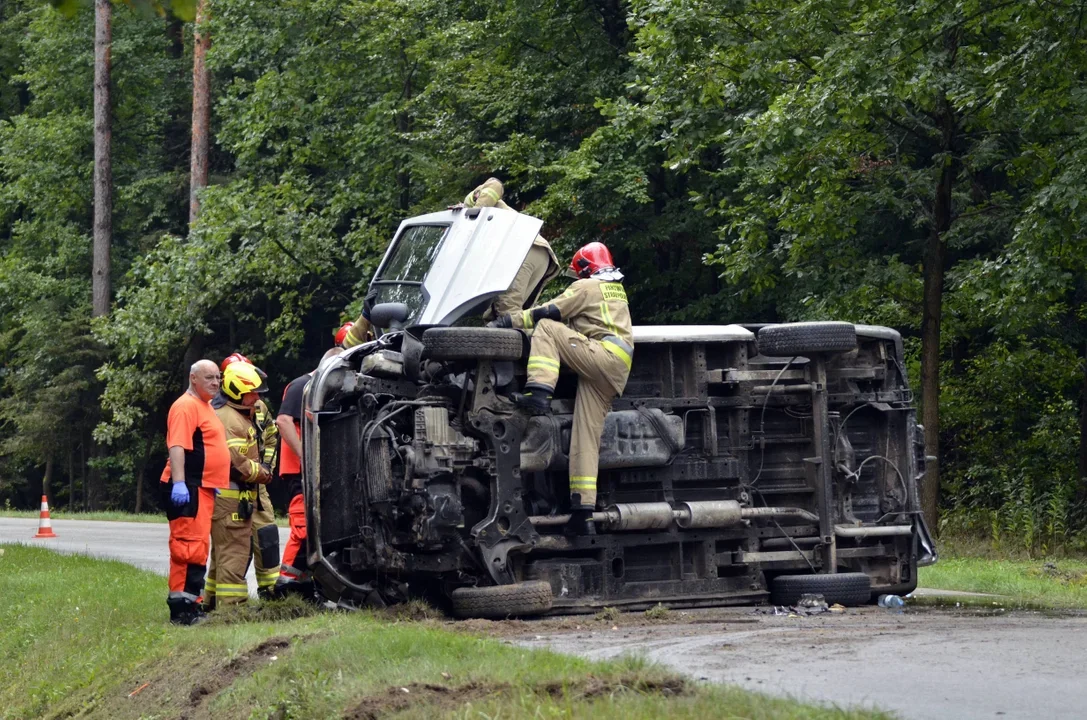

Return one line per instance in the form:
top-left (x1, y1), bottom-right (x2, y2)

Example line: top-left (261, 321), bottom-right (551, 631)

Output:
top-left (753, 594), bottom-right (840, 617)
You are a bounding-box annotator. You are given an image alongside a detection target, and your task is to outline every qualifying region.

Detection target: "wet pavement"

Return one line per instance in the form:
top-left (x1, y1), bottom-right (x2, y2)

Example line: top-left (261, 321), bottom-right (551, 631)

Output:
top-left (517, 605), bottom-right (1087, 719)
top-left (0, 517), bottom-right (289, 596)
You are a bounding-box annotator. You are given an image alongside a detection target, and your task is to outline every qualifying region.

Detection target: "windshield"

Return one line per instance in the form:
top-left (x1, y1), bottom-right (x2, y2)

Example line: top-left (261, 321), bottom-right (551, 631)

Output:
top-left (370, 224), bottom-right (449, 317)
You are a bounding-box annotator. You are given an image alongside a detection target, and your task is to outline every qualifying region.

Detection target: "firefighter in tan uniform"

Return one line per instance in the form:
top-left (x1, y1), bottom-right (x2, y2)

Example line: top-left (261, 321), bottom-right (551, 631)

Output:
top-left (490, 242), bottom-right (632, 535)
top-left (341, 177), bottom-right (560, 347)
top-left (206, 362), bottom-right (272, 607)
top-left (462, 177), bottom-right (561, 321)
top-left (210, 353), bottom-right (281, 601)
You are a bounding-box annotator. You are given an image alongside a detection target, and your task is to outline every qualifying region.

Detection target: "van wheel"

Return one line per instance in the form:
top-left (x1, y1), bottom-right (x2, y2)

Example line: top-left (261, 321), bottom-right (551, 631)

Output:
top-left (450, 581), bottom-right (553, 618)
top-left (757, 322), bottom-right (857, 357)
top-left (769, 572), bottom-right (872, 606)
top-left (422, 327), bottom-right (524, 361)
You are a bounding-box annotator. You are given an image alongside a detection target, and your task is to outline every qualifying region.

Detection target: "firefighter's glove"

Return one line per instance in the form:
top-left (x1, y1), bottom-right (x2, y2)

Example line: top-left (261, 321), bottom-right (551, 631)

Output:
top-left (170, 481), bottom-right (190, 507)
top-left (238, 499), bottom-right (254, 520)
top-left (488, 314), bottom-right (513, 329)
top-left (257, 465), bottom-right (272, 484)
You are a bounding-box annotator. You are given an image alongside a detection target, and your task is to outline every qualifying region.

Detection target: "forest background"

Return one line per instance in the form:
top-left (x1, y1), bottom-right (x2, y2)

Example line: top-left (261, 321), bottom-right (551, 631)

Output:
top-left (1, 0), bottom-right (1086, 552)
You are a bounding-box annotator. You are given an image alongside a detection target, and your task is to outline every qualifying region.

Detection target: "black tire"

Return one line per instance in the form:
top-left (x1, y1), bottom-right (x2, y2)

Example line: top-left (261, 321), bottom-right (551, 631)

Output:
top-left (769, 572), bottom-right (872, 607)
top-left (450, 581), bottom-right (553, 619)
top-left (757, 322), bottom-right (857, 357)
top-left (422, 327), bottom-right (524, 361)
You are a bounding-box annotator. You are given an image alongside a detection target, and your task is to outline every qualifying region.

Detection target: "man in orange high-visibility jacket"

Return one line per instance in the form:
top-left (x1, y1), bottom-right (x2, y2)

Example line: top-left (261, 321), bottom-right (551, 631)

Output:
top-left (160, 359), bottom-right (231, 625)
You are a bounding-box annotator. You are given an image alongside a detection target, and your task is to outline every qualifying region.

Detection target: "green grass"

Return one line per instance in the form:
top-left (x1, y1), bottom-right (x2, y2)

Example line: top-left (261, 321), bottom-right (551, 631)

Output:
top-left (0, 545), bottom-right (891, 720)
top-left (0, 509), bottom-right (289, 527)
top-left (919, 555), bottom-right (1087, 609)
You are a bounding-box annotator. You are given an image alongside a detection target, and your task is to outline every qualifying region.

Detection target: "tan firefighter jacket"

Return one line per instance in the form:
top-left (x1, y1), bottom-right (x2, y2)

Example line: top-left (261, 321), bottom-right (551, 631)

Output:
top-left (215, 403), bottom-right (268, 486)
top-left (510, 277), bottom-right (634, 392)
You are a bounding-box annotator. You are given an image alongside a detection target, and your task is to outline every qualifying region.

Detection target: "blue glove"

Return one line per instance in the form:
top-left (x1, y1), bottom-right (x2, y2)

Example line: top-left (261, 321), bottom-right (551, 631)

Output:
top-left (170, 482), bottom-right (190, 507)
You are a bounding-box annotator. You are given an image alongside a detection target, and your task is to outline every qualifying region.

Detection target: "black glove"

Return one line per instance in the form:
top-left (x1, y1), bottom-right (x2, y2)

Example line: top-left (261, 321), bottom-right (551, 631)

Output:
top-left (489, 314), bottom-right (513, 329)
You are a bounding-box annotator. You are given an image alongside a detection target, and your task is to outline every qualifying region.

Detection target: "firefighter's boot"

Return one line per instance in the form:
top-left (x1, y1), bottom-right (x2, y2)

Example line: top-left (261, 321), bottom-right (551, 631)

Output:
top-left (167, 597), bottom-right (207, 626)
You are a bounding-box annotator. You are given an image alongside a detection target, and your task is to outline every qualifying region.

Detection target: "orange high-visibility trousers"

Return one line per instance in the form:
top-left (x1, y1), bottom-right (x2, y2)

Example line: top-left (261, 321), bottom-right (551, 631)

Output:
top-left (167, 486), bottom-right (215, 601)
top-left (280, 494), bottom-right (309, 581)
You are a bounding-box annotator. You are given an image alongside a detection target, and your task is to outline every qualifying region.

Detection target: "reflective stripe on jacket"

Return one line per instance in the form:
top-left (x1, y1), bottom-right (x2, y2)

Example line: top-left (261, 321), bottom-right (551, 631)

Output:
top-left (214, 404), bottom-right (264, 485)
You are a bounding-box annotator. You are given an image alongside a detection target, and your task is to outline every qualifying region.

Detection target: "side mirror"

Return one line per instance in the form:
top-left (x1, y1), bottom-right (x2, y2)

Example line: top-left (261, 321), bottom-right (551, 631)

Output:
top-left (369, 302), bottom-right (410, 330)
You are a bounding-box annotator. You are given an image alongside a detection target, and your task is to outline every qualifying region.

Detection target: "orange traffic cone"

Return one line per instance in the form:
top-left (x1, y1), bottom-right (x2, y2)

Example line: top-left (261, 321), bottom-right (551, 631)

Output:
top-left (33, 495), bottom-right (57, 539)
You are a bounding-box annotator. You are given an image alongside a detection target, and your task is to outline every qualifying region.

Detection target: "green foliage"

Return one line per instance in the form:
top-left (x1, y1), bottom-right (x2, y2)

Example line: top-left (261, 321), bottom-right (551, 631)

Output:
top-left (0, 0), bottom-right (1086, 548)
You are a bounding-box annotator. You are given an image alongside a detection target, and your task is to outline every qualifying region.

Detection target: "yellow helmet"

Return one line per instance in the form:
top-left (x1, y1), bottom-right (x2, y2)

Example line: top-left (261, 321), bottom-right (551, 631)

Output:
top-left (222, 361), bottom-right (268, 401)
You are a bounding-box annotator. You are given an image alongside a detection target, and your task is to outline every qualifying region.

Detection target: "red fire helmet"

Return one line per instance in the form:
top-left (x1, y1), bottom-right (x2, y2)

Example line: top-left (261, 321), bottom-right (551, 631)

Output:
top-left (568, 242), bottom-right (616, 279)
top-left (219, 352), bottom-right (251, 373)
top-left (335, 322), bottom-right (355, 347)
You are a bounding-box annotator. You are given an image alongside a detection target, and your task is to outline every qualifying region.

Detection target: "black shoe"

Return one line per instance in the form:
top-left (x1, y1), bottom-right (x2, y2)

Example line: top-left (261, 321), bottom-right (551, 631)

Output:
top-left (511, 383), bottom-right (553, 415)
top-left (168, 598), bottom-right (207, 626)
top-left (258, 585), bottom-right (285, 602)
top-left (565, 508), bottom-right (597, 537)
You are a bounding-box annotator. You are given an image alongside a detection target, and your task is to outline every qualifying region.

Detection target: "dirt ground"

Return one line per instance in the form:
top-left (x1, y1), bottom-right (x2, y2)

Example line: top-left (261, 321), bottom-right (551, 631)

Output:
top-left (501, 604), bottom-right (1087, 720)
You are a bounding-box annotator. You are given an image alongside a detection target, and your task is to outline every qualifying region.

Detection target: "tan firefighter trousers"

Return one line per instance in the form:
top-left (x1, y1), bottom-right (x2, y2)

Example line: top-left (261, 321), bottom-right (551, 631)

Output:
top-left (250, 484), bottom-right (280, 593)
top-left (526, 319), bottom-right (630, 508)
top-left (207, 490), bottom-right (255, 606)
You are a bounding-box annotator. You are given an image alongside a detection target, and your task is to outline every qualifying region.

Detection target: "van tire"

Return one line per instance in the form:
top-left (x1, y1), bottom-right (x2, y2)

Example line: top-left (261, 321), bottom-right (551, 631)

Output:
top-left (422, 327), bottom-right (524, 361)
top-left (451, 581), bottom-right (553, 618)
top-left (758, 322), bottom-right (857, 356)
top-left (769, 572), bottom-right (872, 607)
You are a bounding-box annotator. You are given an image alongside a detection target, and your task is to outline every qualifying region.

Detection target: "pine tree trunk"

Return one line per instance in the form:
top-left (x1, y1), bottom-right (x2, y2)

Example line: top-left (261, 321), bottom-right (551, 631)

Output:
top-left (42, 456), bottom-right (53, 508)
top-left (189, 0), bottom-right (211, 225)
top-left (92, 0), bottom-right (111, 318)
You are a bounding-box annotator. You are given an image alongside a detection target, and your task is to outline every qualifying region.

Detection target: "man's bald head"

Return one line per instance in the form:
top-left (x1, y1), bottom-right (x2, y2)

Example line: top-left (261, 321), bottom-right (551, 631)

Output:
top-left (189, 359), bottom-right (221, 401)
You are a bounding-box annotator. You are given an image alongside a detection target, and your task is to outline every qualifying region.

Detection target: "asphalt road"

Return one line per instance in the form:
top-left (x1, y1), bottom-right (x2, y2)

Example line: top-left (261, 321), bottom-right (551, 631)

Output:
top-left (0, 517), bottom-right (290, 596)
top-left (517, 605), bottom-right (1087, 719)
top-left (3, 517), bottom-right (1084, 718)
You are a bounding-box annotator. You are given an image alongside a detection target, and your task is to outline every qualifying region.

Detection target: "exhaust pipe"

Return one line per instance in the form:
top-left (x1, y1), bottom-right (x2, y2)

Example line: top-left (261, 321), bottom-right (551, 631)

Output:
top-left (528, 501), bottom-right (820, 531)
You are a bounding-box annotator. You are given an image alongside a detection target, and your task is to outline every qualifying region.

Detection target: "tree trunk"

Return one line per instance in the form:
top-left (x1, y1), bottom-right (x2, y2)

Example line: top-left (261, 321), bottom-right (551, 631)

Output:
top-left (134, 457), bottom-right (144, 513)
top-left (42, 456), bottom-right (53, 508)
top-left (67, 444), bottom-right (75, 510)
top-left (920, 102), bottom-right (956, 528)
top-left (1079, 339), bottom-right (1087, 498)
top-left (86, 443), bottom-right (104, 511)
top-left (395, 40), bottom-right (412, 212)
top-left (133, 435), bottom-right (153, 513)
top-left (80, 439), bottom-right (88, 511)
top-left (181, 335), bottom-right (205, 391)
top-left (92, 0), bottom-right (112, 318)
top-left (189, 0), bottom-right (211, 225)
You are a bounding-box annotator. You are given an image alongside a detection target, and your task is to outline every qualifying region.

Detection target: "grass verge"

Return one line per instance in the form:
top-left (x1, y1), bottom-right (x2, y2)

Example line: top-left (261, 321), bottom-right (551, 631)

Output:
top-left (0, 509), bottom-right (288, 527)
top-left (919, 555), bottom-right (1087, 609)
top-left (0, 545), bottom-right (891, 720)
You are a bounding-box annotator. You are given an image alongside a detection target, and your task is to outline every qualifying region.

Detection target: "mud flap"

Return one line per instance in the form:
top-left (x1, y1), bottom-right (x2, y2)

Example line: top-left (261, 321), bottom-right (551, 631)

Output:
top-left (257, 524), bottom-right (280, 570)
top-left (915, 514), bottom-right (938, 567)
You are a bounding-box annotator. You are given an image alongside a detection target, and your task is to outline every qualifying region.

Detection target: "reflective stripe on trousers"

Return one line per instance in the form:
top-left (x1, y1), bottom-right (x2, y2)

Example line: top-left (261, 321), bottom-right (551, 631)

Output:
top-left (526, 320), bottom-right (629, 507)
top-left (208, 494), bottom-right (253, 605)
